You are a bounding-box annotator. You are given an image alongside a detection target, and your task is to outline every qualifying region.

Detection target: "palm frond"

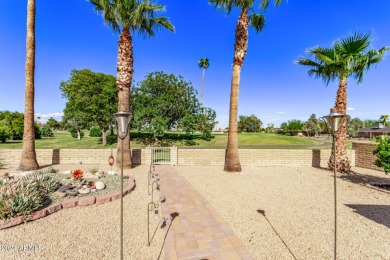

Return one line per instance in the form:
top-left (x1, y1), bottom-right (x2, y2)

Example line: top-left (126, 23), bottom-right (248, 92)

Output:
top-left (260, 0), bottom-right (284, 11)
top-left (249, 13), bottom-right (265, 32)
top-left (209, 0), bottom-right (235, 14)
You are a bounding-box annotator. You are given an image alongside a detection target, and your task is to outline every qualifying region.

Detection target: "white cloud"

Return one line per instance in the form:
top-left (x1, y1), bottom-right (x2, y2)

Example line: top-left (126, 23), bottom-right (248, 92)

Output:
top-left (276, 112), bottom-right (287, 114)
top-left (347, 107), bottom-right (354, 111)
top-left (35, 112), bottom-right (63, 122)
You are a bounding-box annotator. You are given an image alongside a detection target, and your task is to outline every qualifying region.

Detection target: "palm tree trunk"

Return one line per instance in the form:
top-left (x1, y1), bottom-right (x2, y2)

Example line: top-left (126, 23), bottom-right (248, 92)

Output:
top-left (200, 68), bottom-right (205, 108)
top-left (116, 27), bottom-right (133, 169)
top-left (224, 9), bottom-right (248, 172)
top-left (19, 0), bottom-right (39, 171)
top-left (328, 77), bottom-right (351, 173)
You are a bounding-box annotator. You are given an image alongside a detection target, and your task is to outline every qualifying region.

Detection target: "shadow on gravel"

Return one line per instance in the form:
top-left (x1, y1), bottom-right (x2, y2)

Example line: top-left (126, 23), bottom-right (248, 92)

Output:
top-left (339, 171), bottom-right (390, 186)
top-left (157, 212), bottom-right (179, 260)
top-left (257, 209), bottom-right (297, 260)
top-left (345, 204), bottom-right (390, 228)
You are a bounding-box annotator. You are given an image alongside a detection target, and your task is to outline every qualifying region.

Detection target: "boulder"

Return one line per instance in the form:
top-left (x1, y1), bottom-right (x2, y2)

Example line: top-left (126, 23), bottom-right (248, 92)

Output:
top-left (95, 181), bottom-right (106, 190)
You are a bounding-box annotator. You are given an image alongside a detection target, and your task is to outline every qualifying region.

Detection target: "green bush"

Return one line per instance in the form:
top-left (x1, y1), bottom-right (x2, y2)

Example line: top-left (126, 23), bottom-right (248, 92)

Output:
top-left (41, 127), bottom-right (54, 137)
top-left (70, 129), bottom-right (84, 139)
top-left (89, 127), bottom-right (102, 137)
top-left (106, 134), bottom-right (118, 145)
top-left (0, 170), bottom-right (61, 220)
top-left (373, 137), bottom-right (390, 174)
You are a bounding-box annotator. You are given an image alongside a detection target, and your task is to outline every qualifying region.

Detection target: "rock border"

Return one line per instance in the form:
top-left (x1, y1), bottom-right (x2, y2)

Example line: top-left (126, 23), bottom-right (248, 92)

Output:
top-left (0, 177), bottom-right (136, 230)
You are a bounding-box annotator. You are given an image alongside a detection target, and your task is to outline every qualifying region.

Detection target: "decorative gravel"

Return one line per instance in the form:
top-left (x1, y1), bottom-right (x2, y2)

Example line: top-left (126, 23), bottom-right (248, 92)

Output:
top-left (177, 165), bottom-right (390, 259)
top-left (1, 164), bottom-right (167, 260)
top-left (2, 164), bottom-right (389, 259)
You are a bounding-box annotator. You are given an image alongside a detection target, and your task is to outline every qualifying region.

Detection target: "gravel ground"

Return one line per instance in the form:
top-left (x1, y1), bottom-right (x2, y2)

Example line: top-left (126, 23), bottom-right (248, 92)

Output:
top-left (1, 164), bottom-right (167, 260)
top-left (177, 166), bottom-right (390, 260)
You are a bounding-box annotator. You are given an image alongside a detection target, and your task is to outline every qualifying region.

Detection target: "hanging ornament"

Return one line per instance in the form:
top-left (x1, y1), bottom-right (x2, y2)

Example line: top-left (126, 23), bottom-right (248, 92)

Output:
top-left (108, 145), bottom-right (114, 167)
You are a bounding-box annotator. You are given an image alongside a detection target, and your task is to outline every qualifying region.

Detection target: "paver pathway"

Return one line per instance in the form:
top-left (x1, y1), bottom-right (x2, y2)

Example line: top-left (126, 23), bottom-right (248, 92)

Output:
top-left (156, 165), bottom-right (254, 260)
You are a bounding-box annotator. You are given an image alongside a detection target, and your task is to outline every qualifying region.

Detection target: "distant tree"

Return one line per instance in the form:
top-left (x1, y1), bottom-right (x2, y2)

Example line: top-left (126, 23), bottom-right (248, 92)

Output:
top-left (0, 111), bottom-right (41, 141)
top-left (297, 31), bottom-right (389, 173)
top-left (238, 115), bottom-right (262, 133)
top-left (45, 117), bottom-right (61, 130)
top-left (198, 58), bottom-right (210, 107)
top-left (380, 115), bottom-right (389, 126)
top-left (20, 0), bottom-right (39, 170)
top-left (347, 116), bottom-right (364, 137)
top-left (303, 114), bottom-right (321, 137)
top-left (60, 69), bottom-right (118, 144)
top-left (210, 0), bottom-right (285, 172)
top-left (363, 119), bottom-right (380, 127)
top-left (197, 107), bottom-right (218, 140)
top-left (131, 72), bottom-right (217, 143)
top-left (0, 120), bottom-right (12, 142)
top-left (88, 0), bottom-right (174, 168)
top-left (280, 120), bottom-right (304, 136)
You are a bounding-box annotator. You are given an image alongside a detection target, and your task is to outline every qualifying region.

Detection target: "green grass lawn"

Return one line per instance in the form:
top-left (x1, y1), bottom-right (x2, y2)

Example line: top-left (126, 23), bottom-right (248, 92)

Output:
top-left (0, 131), bottom-right (351, 149)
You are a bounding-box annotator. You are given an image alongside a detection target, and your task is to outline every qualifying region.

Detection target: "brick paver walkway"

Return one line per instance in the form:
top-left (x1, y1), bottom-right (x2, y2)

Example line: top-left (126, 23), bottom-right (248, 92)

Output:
top-left (156, 165), bottom-right (254, 260)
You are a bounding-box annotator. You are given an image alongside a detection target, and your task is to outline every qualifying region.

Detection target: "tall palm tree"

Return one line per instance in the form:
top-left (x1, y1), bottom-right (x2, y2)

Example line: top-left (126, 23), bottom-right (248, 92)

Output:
top-left (380, 114), bottom-right (389, 126)
top-left (209, 0), bottom-right (283, 172)
top-left (19, 0), bottom-right (39, 171)
top-left (198, 58), bottom-right (210, 108)
top-left (297, 31), bottom-right (389, 173)
top-left (89, 0), bottom-right (174, 168)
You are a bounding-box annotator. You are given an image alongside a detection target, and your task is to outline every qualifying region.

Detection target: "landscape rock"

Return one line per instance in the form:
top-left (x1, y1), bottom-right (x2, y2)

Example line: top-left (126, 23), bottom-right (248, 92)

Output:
top-left (95, 181), bottom-right (105, 190)
top-left (53, 191), bottom-right (66, 198)
top-left (107, 170), bottom-right (116, 175)
top-left (78, 188), bottom-right (90, 194)
top-left (62, 170), bottom-right (72, 174)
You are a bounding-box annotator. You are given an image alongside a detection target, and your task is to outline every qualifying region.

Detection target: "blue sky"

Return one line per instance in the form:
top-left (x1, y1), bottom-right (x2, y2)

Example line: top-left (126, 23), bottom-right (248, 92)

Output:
top-left (0, 1), bottom-right (389, 128)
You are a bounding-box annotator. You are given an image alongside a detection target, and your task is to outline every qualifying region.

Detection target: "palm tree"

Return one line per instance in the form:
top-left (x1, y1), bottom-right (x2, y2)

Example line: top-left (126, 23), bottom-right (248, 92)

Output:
top-left (19, 0), bottom-right (39, 171)
top-left (198, 58), bottom-right (210, 108)
top-left (88, 0), bottom-right (174, 168)
top-left (380, 115), bottom-right (389, 126)
top-left (209, 0), bottom-right (283, 172)
top-left (297, 31), bottom-right (389, 173)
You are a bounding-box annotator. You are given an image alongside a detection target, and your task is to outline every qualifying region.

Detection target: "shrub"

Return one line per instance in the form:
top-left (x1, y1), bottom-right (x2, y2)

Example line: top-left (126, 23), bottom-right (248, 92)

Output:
top-left (373, 137), bottom-right (390, 174)
top-left (89, 127), bottom-right (102, 137)
top-left (0, 170), bottom-right (61, 220)
top-left (41, 127), bottom-right (54, 137)
top-left (70, 129), bottom-right (84, 139)
top-left (106, 134), bottom-right (118, 145)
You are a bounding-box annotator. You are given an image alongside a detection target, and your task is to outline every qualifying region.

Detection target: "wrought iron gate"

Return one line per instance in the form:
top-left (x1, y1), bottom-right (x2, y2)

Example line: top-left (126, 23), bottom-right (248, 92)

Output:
top-left (152, 147), bottom-right (171, 165)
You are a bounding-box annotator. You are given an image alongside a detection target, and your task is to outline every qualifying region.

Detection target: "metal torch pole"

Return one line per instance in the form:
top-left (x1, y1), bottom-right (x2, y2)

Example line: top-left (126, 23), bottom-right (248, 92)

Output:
top-left (120, 139), bottom-right (124, 260)
top-left (333, 133), bottom-right (337, 260)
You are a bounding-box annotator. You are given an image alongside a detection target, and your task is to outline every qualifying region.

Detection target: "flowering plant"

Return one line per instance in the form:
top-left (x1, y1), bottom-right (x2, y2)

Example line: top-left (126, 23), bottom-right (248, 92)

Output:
top-left (72, 169), bottom-right (83, 180)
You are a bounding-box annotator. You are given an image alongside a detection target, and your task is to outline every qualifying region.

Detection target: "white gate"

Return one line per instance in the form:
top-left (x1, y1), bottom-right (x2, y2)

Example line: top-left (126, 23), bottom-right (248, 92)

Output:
top-left (152, 147), bottom-right (171, 165)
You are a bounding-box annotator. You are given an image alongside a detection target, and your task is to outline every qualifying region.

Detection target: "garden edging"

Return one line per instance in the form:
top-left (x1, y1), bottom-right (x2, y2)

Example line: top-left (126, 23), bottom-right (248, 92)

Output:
top-left (0, 177), bottom-right (136, 230)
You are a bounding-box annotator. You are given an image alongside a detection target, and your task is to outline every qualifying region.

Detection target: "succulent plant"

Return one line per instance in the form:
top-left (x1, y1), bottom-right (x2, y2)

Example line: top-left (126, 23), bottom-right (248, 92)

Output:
top-left (0, 171), bottom-right (61, 220)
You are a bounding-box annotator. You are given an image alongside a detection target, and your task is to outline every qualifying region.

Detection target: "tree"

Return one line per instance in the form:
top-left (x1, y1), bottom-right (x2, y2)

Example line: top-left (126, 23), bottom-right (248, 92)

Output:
top-left (131, 72), bottom-right (217, 142)
top-left (280, 119), bottom-right (304, 136)
top-left (0, 120), bottom-right (12, 143)
top-left (20, 0), bottom-right (39, 170)
top-left (88, 0), bottom-right (174, 168)
top-left (198, 58), bottom-right (210, 107)
top-left (60, 69), bottom-right (118, 144)
top-left (303, 114), bottom-right (321, 137)
top-left (210, 0), bottom-right (283, 172)
top-left (297, 31), bottom-right (389, 173)
top-left (380, 115), bottom-right (389, 126)
top-left (347, 116), bottom-right (364, 137)
top-left (45, 117), bottom-right (61, 130)
top-left (238, 114), bottom-right (262, 132)
top-left (363, 119), bottom-right (380, 127)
